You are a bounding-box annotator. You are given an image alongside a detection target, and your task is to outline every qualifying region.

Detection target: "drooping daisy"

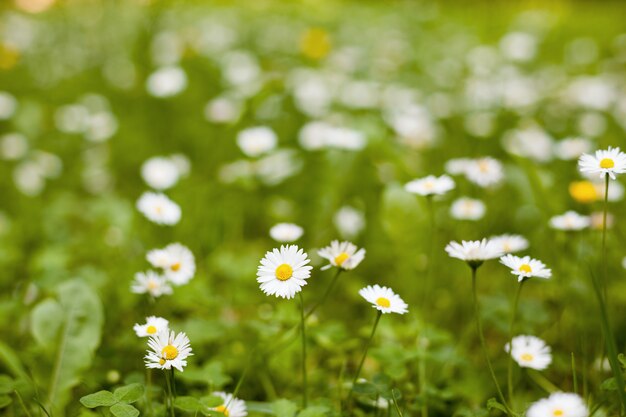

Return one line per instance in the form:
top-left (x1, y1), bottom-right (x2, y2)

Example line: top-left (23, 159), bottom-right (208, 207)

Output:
top-left (210, 391), bottom-right (247, 417)
top-left (145, 330), bottom-right (193, 372)
top-left (505, 335), bottom-right (552, 370)
top-left (404, 174), bottom-right (455, 196)
top-left (490, 234), bottom-right (529, 254)
top-left (269, 223), bottom-right (304, 242)
top-left (359, 285), bottom-right (408, 314)
top-left (318, 240), bottom-right (366, 270)
top-left (136, 192), bottom-right (181, 226)
top-left (131, 271), bottom-right (173, 298)
top-left (256, 245), bottom-right (313, 299)
top-left (450, 197), bottom-right (486, 221)
top-left (445, 239), bottom-right (502, 266)
top-left (549, 211), bottom-right (591, 231)
top-left (147, 243), bottom-right (195, 285)
top-left (141, 156), bottom-right (181, 190)
top-left (500, 255), bottom-right (551, 281)
top-left (526, 392), bottom-right (588, 417)
top-left (578, 146), bottom-right (626, 180)
top-left (134, 316), bottom-right (169, 337)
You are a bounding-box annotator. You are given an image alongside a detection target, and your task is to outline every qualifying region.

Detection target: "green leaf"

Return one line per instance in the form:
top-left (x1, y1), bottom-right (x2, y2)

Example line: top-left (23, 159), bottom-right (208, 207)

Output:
top-left (0, 395), bottom-right (12, 408)
top-left (110, 402), bottom-right (140, 417)
top-left (486, 398), bottom-right (507, 414)
top-left (200, 394), bottom-right (225, 408)
top-left (174, 396), bottom-right (203, 412)
top-left (298, 405), bottom-right (330, 417)
top-left (0, 342), bottom-right (29, 381)
top-left (39, 280), bottom-right (104, 416)
top-left (30, 299), bottom-right (64, 346)
top-left (273, 398), bottom-right (298, 417)
top-left (246, 401), bottom-right (274, 414)
top-left (113, 383), bottom-right (144, 404)
top-left (79, 391), bottom-right (116, 408)
top-left (0, 375), bottom-right (13, 394)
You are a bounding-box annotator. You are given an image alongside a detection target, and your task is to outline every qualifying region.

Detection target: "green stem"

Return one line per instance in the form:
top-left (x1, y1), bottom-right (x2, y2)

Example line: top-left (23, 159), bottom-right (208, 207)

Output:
top-left (507, 281), bottom-right (524, 407)
top-left (146, 369), bottom-right (153, 416)
top-left (164, 371), bottom-right (175, 417)
top-left (418, 349), bottom-right (428, 417)
top-left (527, 370), bottom-right (559, 394)
top-left (227, 351), bottom-right (254, 409)
top-left (571, 352), bottom-right (578, 395)
top-left (299, 292), bottom-right (308, 408)
top-left (391, 389), bottom-right (404, 417)
top-left (15, 390), bottom-right (33, 417)
top-left (306, 269), bottom-right (342, 319)
top-left (348, 311), bottom-right (383, 406)
top-left (471, 266), bottom-right (512, 416)
top-left (602, 174), bottom-right (609, 303)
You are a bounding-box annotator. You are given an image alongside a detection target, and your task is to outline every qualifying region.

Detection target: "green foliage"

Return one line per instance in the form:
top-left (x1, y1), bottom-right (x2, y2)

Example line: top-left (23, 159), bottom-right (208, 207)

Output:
top-left (31, 280), bottom-right (104, 415)
top-left (80, 383), bottom-right (143, 417)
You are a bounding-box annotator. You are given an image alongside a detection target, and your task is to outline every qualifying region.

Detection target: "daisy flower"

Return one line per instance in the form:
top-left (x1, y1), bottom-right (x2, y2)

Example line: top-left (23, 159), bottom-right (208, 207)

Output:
top-left (318, 240), bottom-right (366, 270)
top-left (141, 156), bottom-right (181, 190)
top-left (526, 392), bottom-right (588, 417)
top-left (549, 211), bottom-right (590, 231)
top-left (145, 330), bottom-right (193, 372)
top-left (236, 126), bottom-right (277, 157)
top-left (490, 234), bottom-right (529, 254)
top-left (359, 285), bottom-right (408, 315)
top-left (404, 174), bottom-right (455, 196)
top-left (210, 392), bottom-right (247, 417)
top-left (256, 245), bottom-right (313, 299)
top-left (131, 271), bottom-right (173, 298)
top-left (505, 335), bottom-right (552, 370)
top-left (269, 223), bottom-right (304, 242)
top-left (500, 254), bottom-right (551, 281)
top-left (147, 243), bottom-right (195, 285)
top-left (465, 157), bottom-right (504, 188)
top-left (450, 197), bottom-right (486, 221)
top-left (578, 146), bottom-right (626, 180)
top-left (445, 239), bottom-right (502, 266)
top-left (136, 192), bottom-right (181, 226)
top-left (133, 316), bottom-right (169, 337)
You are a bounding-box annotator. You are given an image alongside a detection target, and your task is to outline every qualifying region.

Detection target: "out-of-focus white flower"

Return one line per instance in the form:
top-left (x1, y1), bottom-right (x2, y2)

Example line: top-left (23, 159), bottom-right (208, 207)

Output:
top-left (1, 133), bottom-right (28, 160)
top-left (204, 96), bottom-right (242, 124)
top-left (131, 270), bottom-right (173, 298)
top-left (386, 105), bottom-right (437, 149)
top-left (500, 32), bottom-right (538, 62)
top-left (445, 158), bottom-right (473, 176)
top-left (237, 126), bottom-right (278, 157)
top-left (549, 211), bottom-right (590, 231)
top-left (136, 192), bottom-right (182, 226)
top-left (134, 316), bottom-right (169, 338)
top-left (84, 112), bottom-right (118, 142)
top-left (298, 122), bottom-right (366, 151)
top-left (318, 240), bottom-right (366, 270)
top-left (210, 392), bottom-right (247, 417)
top-left (565, 76), bottom-right (615, 111)
top-left (505, 335), bottom-right (552, 370)
top-left (338, 80), bottom-right (379, 109)
top-left (554, 138), bottom-right (593, 160)
top-left (577, 112), bottom-right (606, 138)
top-left (490, 234), bottom-right (529, 254)
top-left (147, 243), bottom-right (196, 286)
top-left (503, 126), bottom-right (553, 163)
top-left (0, 92), bottom-right (17, 120)
top-left (450, 197), bottom-right (486, 221)
top-left (465, 157), bottom-right (504, 188)
top-left (255, 150), bottom-right (302, 185)
top-left (141, 156), bottom-right (182, 190)
top-left (445, 239), bottom-right (502, 264)
top-left (526, 392), bottom-right (588, 417)
top-left (146, 67), bottom-right (188, 98)
top-left (269, 223), bottom-right (304, 242)
top-left (13, 161), bottom-right (45, 196)
top-left (55, 104), bottom-right (90, 134)
top-left (333, 206), bottom-right (365, 239)
top-left (405, 175), bottom-right (455, 197)
top-left (464, 112), bottom-right (496, 138)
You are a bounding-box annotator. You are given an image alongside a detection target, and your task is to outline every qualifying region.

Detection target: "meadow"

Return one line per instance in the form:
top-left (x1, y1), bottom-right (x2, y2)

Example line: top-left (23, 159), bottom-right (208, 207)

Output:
top-left (1, 0), bottom-right (626, 416)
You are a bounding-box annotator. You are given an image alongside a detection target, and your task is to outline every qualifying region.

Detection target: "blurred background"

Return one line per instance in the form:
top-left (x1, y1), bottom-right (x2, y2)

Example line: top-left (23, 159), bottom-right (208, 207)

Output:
top-left (2, 0), bottom-right (626, 416)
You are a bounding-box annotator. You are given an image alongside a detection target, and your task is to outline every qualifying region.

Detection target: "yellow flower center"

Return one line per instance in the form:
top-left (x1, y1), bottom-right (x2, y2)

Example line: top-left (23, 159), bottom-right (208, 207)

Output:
top-left (569, 181), bottom-right (598, 204)
top-left (155, 205), bottom-right (163, 214)
top-left (146, 325), bottom-right (157, 334)
top-left (478, 160), bottom-right (490, 172)
top-left (171, 262), bottom-right (181, 272)
top-left (334, 252), bottom-right (350, 266)
top-left (215, 405), bottom-right (229, 416)
top-left (519, 264), bottom-right (532, 274)
top-left (520, 353), bottom-right (534, 362)
top-left (147, 280), bottom-right (159, 290)
top-left (275, 263), bottom-right (293, 281)
top-left (159, 358), bottom-right (166, 365)
top-left (600, 158), bottom-right (615, 169)
top-left (553, 410), bottom-right (564, 416)
top-left (300, 27), bottom-right (331, 60)
top-left (424, 181), bottom-right (434, 190)
top-left (376, 297), bottom-right (391, 308)
top-left (161, 345), bottom-right (178, 360)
